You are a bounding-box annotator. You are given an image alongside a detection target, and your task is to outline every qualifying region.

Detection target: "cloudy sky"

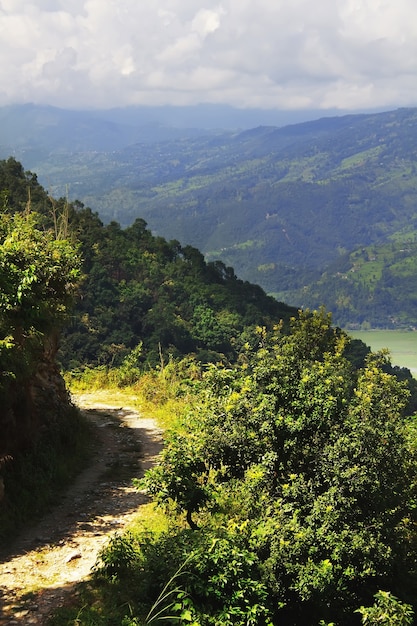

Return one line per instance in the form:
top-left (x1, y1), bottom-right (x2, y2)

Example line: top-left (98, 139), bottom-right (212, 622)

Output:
top-left (0, 0), bottom-right (416, 112)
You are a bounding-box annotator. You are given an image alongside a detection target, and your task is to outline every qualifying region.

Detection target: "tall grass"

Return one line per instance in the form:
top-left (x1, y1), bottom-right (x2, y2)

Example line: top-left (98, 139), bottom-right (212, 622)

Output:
top-left (50, 361), bottom-right (202, 625)
top-left (66, 357), bottom-right (203, 429)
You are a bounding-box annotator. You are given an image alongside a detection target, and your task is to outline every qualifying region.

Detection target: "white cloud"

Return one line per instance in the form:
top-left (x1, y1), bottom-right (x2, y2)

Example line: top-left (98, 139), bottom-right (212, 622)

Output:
top-left (0, 0), bottom-right (416, 110)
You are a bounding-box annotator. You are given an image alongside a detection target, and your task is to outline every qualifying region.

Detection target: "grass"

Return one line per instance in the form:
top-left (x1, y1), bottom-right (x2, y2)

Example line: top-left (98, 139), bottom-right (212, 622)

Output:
top-left (339, 146), bottom-right (383, 170)
top-left (66, 358), bottom-right (201, 431)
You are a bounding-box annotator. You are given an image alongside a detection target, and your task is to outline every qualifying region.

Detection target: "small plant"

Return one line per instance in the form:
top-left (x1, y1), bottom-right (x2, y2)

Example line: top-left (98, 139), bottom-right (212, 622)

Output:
top-left (355, 591), bottom-right (414, 625)
top-left (94, 532), bottom-right (143, 581)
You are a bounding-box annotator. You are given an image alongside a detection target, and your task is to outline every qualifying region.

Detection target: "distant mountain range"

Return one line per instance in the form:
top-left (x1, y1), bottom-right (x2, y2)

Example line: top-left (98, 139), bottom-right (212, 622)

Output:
top-left (0, 102), bottom-right (348, 153)
top-left (1, 103), bottom-right (416, 328)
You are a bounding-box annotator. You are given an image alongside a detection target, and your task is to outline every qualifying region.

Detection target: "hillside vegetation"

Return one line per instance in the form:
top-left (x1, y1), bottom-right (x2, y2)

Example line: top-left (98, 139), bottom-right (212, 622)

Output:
top-left (293, 239), bottom-right (417, 329)
top-left (0, 157), bottom-right (296, 373)
top-left (56, 312), bottom-right (417, 626)
top-left (2, 159), bottom-right (417, 624)
top-left (0, 161), bottom-right (91, 540)
top-left (12, 106), bottom-right (417, 328)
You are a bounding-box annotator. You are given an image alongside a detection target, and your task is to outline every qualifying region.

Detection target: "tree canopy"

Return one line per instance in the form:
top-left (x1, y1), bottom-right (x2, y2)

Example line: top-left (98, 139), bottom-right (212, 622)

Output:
top-left (143, 310), bottom-right (417, 625)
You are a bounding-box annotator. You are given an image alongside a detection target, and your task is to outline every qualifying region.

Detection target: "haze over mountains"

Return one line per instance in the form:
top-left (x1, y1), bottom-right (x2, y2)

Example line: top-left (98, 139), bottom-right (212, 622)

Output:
top-left (0, 103), bottom-right (347, 153)
top-left (1, 103), bottom-right (416, 329)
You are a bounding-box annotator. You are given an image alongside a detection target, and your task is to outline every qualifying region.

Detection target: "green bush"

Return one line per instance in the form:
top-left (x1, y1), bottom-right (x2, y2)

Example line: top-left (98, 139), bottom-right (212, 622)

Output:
top-left (356, 591), bottom-right (414, 625)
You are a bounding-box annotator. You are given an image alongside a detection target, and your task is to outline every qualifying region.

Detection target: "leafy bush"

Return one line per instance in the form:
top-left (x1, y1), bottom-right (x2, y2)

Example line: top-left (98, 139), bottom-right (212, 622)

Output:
top-left (356, 591), bottom-right (414, 625)
top-left (142, 310), bottom-right (417, 625)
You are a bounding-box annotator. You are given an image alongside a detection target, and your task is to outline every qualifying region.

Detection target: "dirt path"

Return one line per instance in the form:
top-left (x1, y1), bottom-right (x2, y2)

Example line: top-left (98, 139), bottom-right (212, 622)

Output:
top-left (0, 392), bottom-right (163, 625)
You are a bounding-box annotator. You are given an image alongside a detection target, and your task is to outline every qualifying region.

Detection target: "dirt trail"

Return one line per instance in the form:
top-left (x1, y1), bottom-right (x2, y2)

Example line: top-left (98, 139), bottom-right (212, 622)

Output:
top-left (0, 392), bottom-right (163, 625)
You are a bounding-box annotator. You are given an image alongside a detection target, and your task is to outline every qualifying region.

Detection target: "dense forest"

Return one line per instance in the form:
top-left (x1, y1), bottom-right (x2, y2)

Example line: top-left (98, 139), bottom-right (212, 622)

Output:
top-left (0, 157), bottom-right (296, 372)
top-left (1, 158), bottom-right (417, 625)
top-left (60, 208), bottom-right (296, 372)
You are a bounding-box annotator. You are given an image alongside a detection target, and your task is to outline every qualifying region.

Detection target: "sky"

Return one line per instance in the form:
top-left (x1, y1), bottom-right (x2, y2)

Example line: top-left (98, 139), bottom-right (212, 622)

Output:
top-left (0, 0), bottom-right (416, 113)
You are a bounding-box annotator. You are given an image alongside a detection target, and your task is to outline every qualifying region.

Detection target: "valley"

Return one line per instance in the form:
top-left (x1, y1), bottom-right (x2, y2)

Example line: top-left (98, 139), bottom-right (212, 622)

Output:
top-left (2, 104), bottom-right (417, 329)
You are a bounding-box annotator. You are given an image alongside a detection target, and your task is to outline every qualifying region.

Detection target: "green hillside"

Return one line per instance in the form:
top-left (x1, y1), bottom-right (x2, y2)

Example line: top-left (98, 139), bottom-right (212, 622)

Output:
top-left (5, 107), bottom-right (417, 327)
top-left (4, 160), bottom-right (417, 625)
top-left (0, 157), bottom-right (296, 372)
top-left (290, 237), bottom-right (417, 329)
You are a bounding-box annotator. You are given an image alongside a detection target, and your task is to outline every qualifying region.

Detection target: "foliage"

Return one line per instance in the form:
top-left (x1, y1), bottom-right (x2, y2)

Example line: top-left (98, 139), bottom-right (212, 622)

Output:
top-left (0, 164), bottom-right (81, 368)
top-left (0, 157), bottom-right (296, 371)
top-left (356, 591), bottom-right (414, 625)
top-left (0, 211), bottom-right (80, 335)
top-left (59, 208), bottom-right (295, 370)
top-left (3, 155), bottom-right (417, 624)
top-left (296, 240), bottom-right (417, 329)
top-left (92, 521), bottom-right (274, 626)
top-left (50, 312), bottom-right (417, 626)
top-left (141, 310), bottom-right (417, 625)
top-left (0, 159), bottom-right (87, 541)
top-left (0, 206), bottom-right (81, 438)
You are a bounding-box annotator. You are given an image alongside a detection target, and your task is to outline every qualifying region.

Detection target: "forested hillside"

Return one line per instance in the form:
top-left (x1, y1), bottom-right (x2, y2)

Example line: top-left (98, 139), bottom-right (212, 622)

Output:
top-left (2, 158), bottom-right (417, 624)
top-left (0, 157), bottom-right (293, 541)
top-left (61, 209), bottom-right (296, 372)
top-left (0, 157), bottom-right (296, 369)
top-left (291, 239), bottom-right (417, 329)
top-left (10, 106), bottom-right (417, 328)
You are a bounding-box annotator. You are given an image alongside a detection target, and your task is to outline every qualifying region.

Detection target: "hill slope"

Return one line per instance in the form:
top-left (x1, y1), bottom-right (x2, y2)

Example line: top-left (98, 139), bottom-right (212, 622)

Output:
top-left (3, 107), bottom-right (417, 327)
top-left (0, 157), bottom-right (296, 370)
top-left (291, 239), bottom-right (417, 329)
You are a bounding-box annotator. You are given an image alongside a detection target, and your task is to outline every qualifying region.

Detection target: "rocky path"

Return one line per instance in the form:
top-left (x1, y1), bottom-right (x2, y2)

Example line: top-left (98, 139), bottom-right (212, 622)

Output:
top-left (0, 392), bottom-right (163, 625)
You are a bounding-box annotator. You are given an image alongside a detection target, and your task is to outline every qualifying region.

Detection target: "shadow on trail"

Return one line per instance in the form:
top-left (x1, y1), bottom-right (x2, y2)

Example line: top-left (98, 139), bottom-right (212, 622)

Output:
top-left (0, 580), bottom-right (82, 625)
top-left (0, 405), bottom-right (163, 563)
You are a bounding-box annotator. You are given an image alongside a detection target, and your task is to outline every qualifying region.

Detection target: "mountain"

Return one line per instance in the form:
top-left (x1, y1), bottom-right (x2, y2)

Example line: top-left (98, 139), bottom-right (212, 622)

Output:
top-left (0, 103), bottom-right (356, 161)
top-left (0, 103), bottom-right (212, 157)
top-left (2, 105), bottom-right (417, 327)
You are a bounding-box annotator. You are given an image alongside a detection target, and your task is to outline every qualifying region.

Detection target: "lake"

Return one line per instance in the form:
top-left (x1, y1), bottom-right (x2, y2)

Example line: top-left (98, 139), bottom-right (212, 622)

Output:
top-left (347, 330), bottom-right (417, 376)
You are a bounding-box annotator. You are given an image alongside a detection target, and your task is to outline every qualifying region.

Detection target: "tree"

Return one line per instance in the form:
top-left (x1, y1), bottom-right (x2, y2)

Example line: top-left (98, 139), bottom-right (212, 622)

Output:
top-left (0, 209), bottom-right (81, 451)
top-left (0, 212), bottom-right (80, 339)
top-left (144, 310), bottom-right (417, 625)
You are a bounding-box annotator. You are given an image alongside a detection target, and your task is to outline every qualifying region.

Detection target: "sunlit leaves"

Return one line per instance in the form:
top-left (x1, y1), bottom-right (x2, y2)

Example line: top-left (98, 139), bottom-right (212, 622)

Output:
top-left (0, 211), bottom-right (81, 335)
top-left (144, 309), bottom-right (417, 624)
top-left (0, 209), bottom-right (81, 404)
